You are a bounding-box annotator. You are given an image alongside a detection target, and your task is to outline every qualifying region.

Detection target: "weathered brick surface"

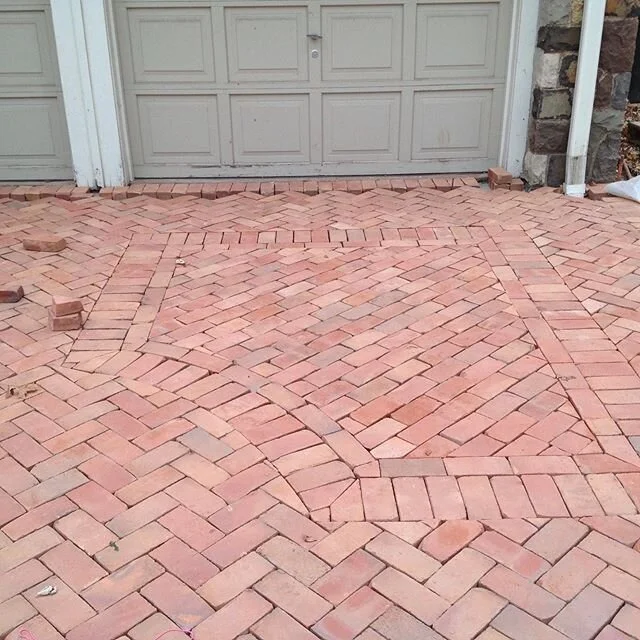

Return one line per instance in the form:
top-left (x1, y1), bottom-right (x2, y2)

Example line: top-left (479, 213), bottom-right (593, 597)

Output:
top-left (1, 186), bottom-right (640, 640)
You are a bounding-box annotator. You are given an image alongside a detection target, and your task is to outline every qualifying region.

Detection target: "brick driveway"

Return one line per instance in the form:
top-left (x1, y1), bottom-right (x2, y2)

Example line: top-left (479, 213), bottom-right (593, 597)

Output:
top-left (1, 185), bottom-right (640, 640)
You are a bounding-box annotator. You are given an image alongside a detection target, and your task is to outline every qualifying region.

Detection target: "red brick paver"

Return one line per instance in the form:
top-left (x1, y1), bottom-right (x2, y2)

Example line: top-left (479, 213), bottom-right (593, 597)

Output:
top-left (1, 185), bottom-right (640, 639)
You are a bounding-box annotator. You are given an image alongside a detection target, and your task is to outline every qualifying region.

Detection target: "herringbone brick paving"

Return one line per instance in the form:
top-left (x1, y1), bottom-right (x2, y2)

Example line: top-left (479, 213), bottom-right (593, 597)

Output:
top-left (1, 186), bottom-right (640, 640)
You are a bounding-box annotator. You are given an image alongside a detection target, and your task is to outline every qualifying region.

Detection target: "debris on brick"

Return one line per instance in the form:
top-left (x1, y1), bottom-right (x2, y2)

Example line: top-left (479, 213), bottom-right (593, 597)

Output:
top-left (23, 235), bottom-right (67, 252)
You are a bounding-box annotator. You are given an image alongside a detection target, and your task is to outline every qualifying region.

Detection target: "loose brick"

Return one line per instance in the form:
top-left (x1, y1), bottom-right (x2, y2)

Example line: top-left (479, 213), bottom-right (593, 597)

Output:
top-left (23, 235), bottom-right (67, 252)
top-left (48, 309), bottom-right (83, 330)
top-left (0, 283), bottom-right (24, 303)
top-left (50, 295), bottom-right (83, 317)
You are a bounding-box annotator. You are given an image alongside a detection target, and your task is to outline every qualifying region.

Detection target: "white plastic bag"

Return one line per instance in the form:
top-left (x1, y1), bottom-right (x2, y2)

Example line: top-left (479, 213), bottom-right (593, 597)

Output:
top-left (606, 175), bottom-right (640, 203)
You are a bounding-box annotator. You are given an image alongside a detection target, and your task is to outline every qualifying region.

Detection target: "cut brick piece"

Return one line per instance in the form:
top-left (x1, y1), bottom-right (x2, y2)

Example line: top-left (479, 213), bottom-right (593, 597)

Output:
top-left (23, 235), bottom-right (67, 252)
top-left (51, 295), bottom-right (84, 317)
top-left (48, 308), bottom-right (83, 331)
top-left (0, 283), bottom-right (24, 303)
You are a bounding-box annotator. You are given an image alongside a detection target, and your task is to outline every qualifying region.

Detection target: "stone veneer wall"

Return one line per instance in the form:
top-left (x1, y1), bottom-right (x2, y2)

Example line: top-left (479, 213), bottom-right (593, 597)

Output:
top-left (523, 0), bottom-right (638, 187)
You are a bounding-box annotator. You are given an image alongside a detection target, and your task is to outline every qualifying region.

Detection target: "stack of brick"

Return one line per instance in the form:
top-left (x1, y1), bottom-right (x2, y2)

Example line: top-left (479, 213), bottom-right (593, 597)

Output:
top-left (49, 295), bottom-right (83, 331)
top-left (488, 168), bottom-right (525, 192)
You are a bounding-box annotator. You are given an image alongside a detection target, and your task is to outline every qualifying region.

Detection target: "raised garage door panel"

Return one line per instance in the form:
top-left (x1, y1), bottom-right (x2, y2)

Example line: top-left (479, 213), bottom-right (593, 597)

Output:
top-left (115, 0), bottom-right (512, 178)
top-left (226, 7), bottom-right (309, 82)
top-left (321, 5), bottom-right (403, 81)
top-left (0, 1), bottom-right (72, 180)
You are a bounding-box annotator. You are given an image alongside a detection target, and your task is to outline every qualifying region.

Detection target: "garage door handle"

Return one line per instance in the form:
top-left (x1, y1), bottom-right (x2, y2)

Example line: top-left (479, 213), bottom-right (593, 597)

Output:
top-left (307, 33), bottom-right (322, 40)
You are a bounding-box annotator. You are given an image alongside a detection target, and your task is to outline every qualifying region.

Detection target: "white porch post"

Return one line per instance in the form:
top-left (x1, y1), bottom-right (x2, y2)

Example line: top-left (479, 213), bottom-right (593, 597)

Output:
top-left (499, 0), bottom-right (541, 176)
top-left (50, 0), bottom-right (127, 187)
top-left (564, 0), bottom-right (607, 197)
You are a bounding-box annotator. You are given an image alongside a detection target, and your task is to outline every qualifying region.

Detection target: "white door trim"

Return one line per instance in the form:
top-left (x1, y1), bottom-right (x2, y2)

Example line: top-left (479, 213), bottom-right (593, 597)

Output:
top-left (50, 0), bottom-right (127, 187)
top-left (499, 0), bottom-right (540, 177)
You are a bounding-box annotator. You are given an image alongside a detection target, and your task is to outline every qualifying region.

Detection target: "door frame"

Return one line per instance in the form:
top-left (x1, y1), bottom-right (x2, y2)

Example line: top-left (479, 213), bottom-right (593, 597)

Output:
top-left (52, 0), bottom-right (539, 186)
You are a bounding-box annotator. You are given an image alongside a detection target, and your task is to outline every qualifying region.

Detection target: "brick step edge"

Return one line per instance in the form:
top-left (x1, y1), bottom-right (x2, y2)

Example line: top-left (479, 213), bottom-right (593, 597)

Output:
top-left (1, 177), bottom-right (484, 202)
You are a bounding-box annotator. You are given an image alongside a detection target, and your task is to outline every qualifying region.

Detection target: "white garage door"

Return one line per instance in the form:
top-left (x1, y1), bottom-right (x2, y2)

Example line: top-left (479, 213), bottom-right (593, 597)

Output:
top-left (115, 0), bottom-right (512, 178)
top-left (0, 0), bottom-right (72, 181)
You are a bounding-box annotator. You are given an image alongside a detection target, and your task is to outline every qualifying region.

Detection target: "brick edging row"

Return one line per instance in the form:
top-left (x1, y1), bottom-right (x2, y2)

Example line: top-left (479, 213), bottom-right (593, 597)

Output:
top-left (1, 176), bottom-right (485, 202)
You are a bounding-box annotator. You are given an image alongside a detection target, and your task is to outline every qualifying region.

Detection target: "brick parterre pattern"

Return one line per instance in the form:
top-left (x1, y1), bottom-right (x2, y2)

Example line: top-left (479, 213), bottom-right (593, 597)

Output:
top-left (1, 186), bottom-right (640, 640)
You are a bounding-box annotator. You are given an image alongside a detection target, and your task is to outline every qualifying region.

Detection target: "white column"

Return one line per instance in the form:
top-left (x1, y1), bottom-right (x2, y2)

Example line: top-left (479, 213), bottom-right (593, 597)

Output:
top-left (565, 0), bottom-right (607, 197)
top-left (499, 0), bottom-right (540, 177)
top-left (50, 0), bottom-right (127, 187)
